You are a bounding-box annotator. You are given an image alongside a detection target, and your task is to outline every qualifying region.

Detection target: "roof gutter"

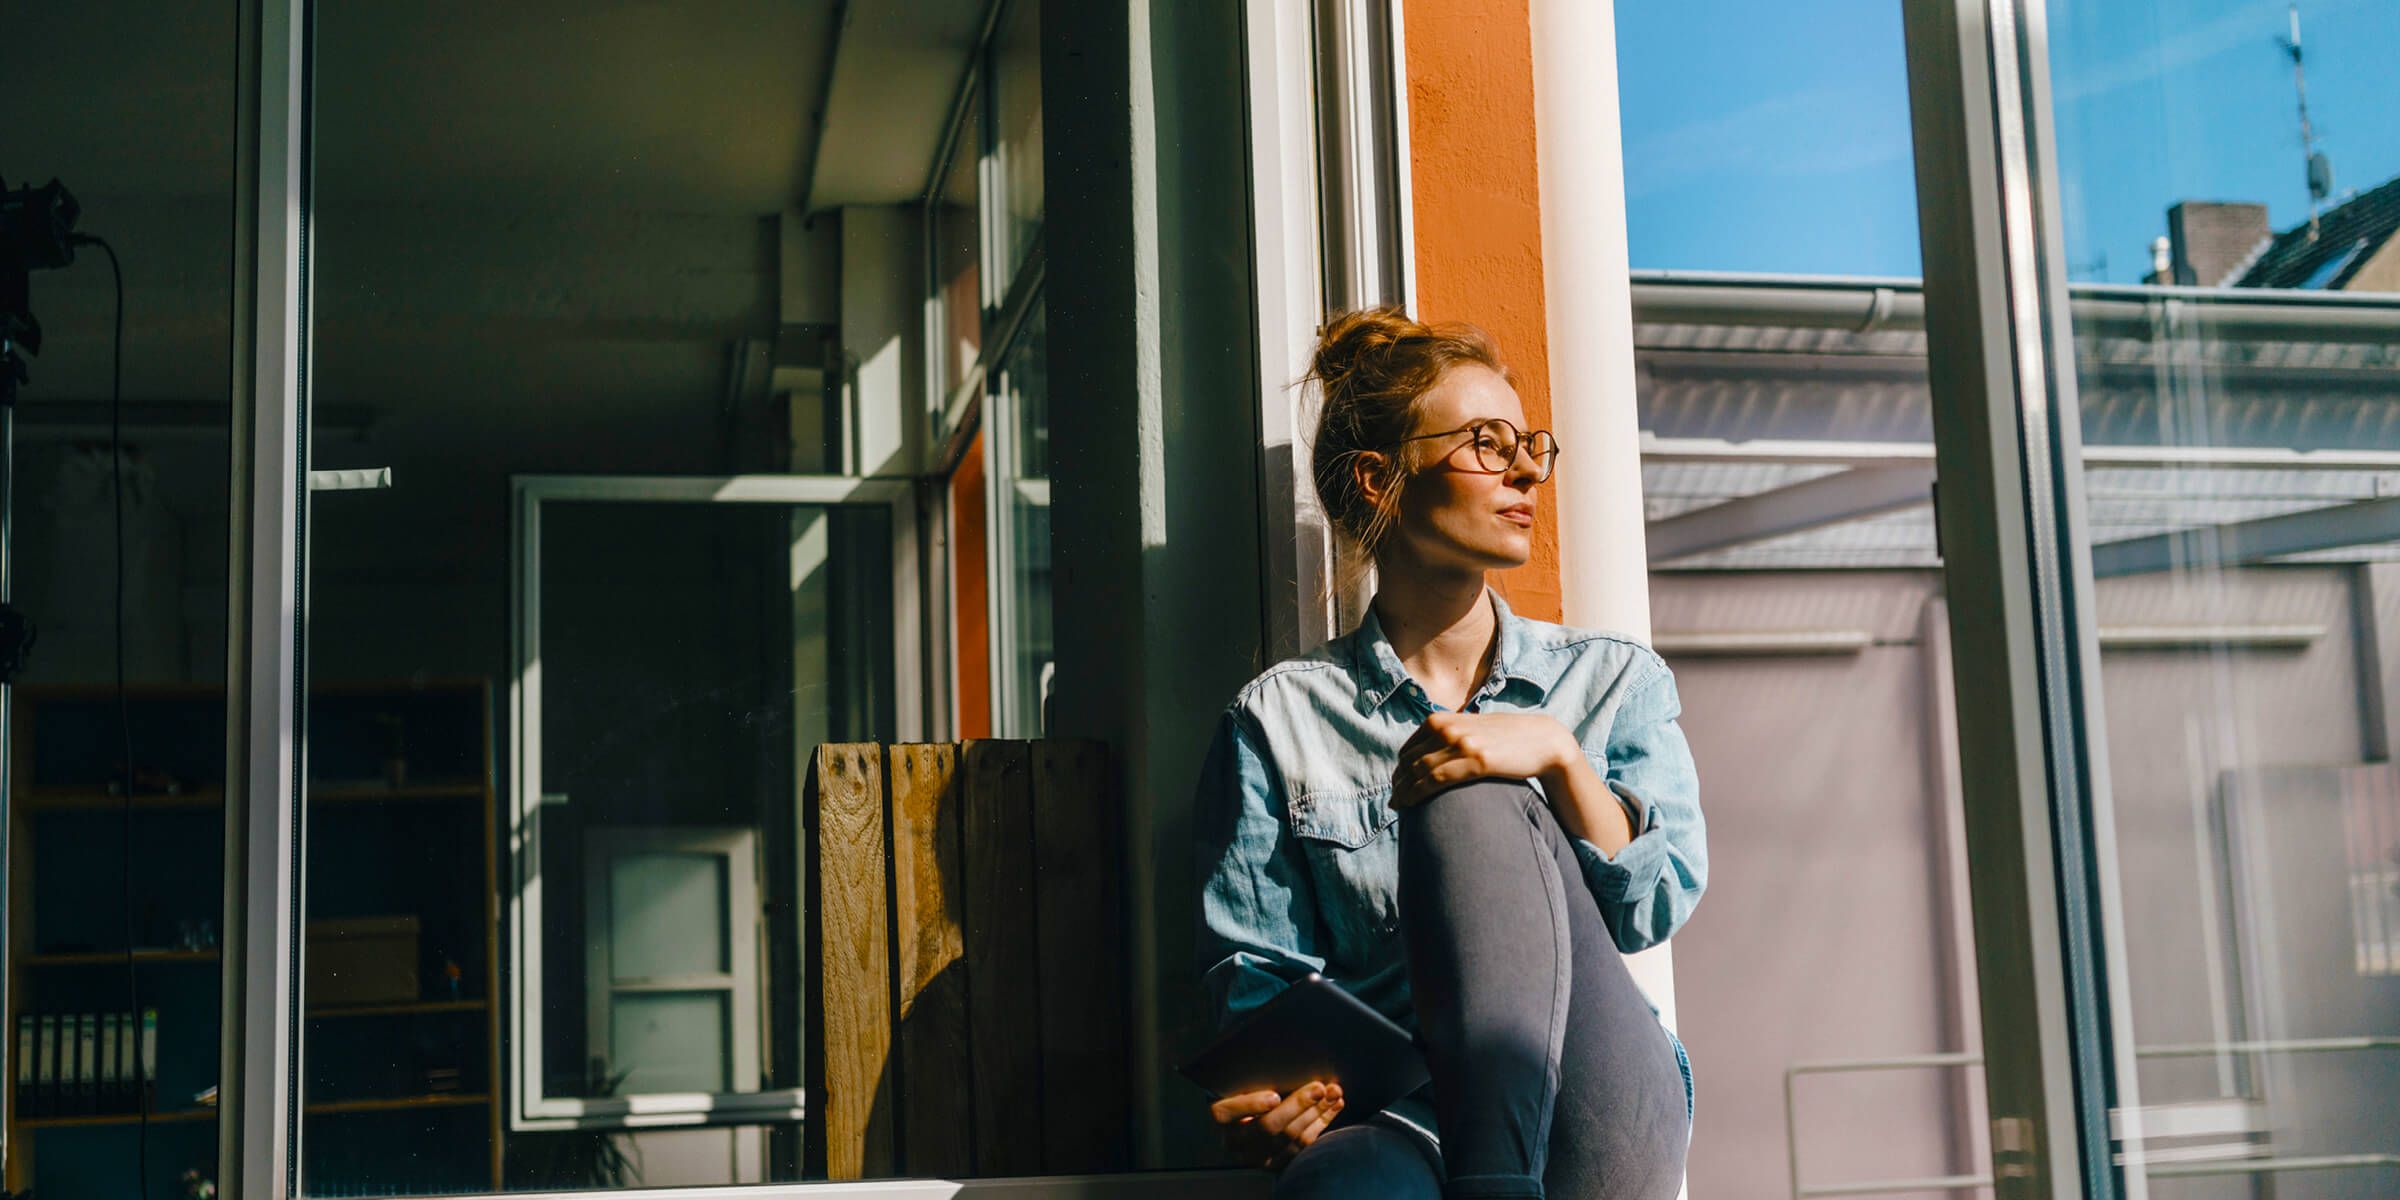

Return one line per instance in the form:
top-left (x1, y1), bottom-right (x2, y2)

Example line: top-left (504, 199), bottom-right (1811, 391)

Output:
top-left (1629, 270), bottom-right (2400, 343)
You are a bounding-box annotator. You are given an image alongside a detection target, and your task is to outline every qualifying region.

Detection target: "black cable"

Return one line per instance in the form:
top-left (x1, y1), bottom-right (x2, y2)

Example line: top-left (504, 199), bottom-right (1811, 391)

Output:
top-left (75, 232), bottom-right (148, 1200)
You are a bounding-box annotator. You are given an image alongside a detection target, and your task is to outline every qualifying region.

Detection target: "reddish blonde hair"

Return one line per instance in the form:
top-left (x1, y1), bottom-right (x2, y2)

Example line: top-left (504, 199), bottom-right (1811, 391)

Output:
top-left (1304, 306), bottom-right (1507, 571)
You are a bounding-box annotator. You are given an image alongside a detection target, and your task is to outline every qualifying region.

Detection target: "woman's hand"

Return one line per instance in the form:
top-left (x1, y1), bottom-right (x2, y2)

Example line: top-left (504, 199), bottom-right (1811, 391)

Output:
top-left (1210, 1080), bottom-right (1345, 1169)
top-left (1390, 710), bottom-right (1579, 810)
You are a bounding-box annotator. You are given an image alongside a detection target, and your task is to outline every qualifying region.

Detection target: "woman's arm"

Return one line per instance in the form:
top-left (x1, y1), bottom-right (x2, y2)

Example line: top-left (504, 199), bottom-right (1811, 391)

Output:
top-left (1192, 708), bottom-right (1327, 1028)
top-left (1387, 657), bottom-right (1708, 953)
top-left (1537, 751), bottom-right (1636, 856)
top-left (1565, 658), bottom-right (1708, 953)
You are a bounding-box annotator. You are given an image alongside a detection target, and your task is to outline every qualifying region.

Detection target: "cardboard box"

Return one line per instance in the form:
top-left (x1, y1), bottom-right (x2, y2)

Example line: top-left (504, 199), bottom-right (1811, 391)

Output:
top-left (305, 916), bottom-right (421, 1007)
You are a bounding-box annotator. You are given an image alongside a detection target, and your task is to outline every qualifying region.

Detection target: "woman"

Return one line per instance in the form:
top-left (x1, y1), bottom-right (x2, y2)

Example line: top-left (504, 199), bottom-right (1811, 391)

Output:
top-left (1193, 308), bottom-right (1705, 1200)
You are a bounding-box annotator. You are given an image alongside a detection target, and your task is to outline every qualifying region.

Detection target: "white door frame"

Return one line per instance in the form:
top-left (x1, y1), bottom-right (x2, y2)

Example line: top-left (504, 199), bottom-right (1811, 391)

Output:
top-left (510, 473), bottom-right (915, 1131)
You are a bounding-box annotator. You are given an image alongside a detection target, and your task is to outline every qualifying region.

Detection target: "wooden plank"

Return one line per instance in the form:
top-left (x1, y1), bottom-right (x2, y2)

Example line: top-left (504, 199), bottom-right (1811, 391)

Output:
top-left (1030, 738), bottom-right (1130, 1173)
top-left (961, 739), bottom-right (1042, 1177)
top-left (888, 743), bottom-right (973, 1176)
top-left (810, 743), bottom-right (895, 1179)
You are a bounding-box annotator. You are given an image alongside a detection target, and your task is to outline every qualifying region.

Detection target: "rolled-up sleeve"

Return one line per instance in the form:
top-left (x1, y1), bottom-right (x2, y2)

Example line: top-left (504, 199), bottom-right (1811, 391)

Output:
top-left (1569, 659), bottom-right (1708, 953)
top-left (1193, 708), bottom-right (1326, 1030)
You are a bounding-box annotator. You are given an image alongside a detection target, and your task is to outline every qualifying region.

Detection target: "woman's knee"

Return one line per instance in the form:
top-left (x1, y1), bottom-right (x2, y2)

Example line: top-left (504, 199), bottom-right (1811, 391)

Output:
top-left (1274, 1125), bottom-right (1441, 1199)
top-left (1398, 776), bottom-right (1546, 844)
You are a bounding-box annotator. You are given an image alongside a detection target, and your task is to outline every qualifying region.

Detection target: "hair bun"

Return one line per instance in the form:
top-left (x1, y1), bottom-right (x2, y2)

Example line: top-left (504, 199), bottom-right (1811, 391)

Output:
top-left (1308, 306), bottom-right (1427, 400)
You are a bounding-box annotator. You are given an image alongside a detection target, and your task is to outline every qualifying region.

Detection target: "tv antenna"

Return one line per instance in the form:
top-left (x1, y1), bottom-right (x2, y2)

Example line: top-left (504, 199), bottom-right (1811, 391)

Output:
top-left (2281, 2), bottom-right (2333, 239)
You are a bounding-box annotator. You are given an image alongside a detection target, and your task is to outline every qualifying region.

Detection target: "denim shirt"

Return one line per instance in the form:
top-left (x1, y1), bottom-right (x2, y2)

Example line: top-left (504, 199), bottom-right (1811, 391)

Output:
top-left (1192, 588), bottom-right (1704, 1144)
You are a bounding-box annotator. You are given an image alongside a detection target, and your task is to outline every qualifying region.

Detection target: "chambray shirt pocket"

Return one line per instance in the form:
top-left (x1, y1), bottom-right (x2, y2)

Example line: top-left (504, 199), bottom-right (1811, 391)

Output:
top-left (1286, 783), bottom-right (1404, 959)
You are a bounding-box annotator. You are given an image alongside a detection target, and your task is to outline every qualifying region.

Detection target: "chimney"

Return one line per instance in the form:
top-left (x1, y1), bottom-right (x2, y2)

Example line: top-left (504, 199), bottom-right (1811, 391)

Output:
top-left (2145, 236), bottom-right (2173, 285)
top-left (2166, 201), bottom-right (2271, 286)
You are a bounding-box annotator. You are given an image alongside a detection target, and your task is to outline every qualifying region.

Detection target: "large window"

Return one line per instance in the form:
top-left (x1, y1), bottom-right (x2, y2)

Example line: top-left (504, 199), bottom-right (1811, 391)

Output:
top-left (290, 4), bottom-right (929, 1193)
top-left (2039, 0), bottom-right (2400, 1190)
top-left (930, 0), bottom-right (1049, 739)
top-left (0, 8), bottom-right (238, 1199)
top-left (85, 1), bottom-right (2400, 1197)
top-left (1613, 7), bottom-right (1990, 1198)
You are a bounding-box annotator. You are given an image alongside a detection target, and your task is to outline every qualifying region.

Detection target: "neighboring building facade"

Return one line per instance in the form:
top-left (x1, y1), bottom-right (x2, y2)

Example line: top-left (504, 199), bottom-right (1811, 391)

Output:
top-left (2149, 173), bottom-right (2400, 292)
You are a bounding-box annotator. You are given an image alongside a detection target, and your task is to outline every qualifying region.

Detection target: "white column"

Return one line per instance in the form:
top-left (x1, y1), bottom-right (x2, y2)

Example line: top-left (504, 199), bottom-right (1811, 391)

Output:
top-left (1526, 0), bottom-right (1679, 1026)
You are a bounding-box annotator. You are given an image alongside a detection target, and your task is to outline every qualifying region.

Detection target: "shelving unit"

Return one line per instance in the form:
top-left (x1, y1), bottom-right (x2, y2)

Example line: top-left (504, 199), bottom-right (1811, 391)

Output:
top-left (4, 680), bottom-right (503, 1197)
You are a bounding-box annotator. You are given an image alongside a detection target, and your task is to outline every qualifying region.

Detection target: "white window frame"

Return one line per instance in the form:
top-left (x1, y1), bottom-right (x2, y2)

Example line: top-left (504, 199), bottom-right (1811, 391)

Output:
top-left (981, 288), bottom-right (1046, 739)
top-left (509, 474), bottom-right (918, 1132)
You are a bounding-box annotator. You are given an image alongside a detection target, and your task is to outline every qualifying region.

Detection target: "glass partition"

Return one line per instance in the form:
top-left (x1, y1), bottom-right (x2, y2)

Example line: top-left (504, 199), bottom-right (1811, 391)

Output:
top-left (299, 4), bottom-right (916, 1192)
top-left (989, 302), bottom-right (1051, 736)
top-left (933, 86), bottom-right (984, 435)
top-left (2041, 0), bottom-right (2400, 1190)
top-left (1, 7), bottom-right (238, 1198)
top-left (1617, 5), bottom-right (1989, 1198)
top-left (989, 0), bottom-right (1044, 291)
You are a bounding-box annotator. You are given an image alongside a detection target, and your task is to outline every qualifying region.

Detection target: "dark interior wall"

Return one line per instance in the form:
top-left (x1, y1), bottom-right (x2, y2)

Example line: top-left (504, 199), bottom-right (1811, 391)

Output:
top-left (304, 205), bottom-right (787, 686)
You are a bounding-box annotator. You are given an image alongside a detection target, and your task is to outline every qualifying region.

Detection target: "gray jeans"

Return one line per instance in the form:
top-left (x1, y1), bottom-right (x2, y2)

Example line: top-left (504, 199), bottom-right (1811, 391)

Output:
top-left (1276, 779), bottom-right (1690, 1200)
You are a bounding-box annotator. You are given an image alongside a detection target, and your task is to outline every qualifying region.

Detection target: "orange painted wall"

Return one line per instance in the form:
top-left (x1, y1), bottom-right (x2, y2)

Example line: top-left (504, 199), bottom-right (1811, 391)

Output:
top-left (1401, 0), bottom-right (1562, 623)
top-left (952, 427), bottom-right (992, 740)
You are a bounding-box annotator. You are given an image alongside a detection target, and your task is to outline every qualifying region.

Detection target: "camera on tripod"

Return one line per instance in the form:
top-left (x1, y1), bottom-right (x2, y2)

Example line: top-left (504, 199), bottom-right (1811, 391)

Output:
top-left (0, 173), bottom-right (82, 687)
top-left (1, 175), bottom-right (83, 406)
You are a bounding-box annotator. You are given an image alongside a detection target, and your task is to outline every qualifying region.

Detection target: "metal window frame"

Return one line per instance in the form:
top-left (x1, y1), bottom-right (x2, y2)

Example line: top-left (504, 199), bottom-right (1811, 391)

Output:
top-left (509, 473), bottom-right (918, 1132)
top-left (982, 287), bottom-right (1047, 738)
top-left (1899, 2), bottom-right (2148, 1198)
top-left (1241, 0), bottom-right (1336, 663)
top-left (223, 0), bottom-right (311, 1194)
top-left (1302, 0), bottom-right (1415, 638)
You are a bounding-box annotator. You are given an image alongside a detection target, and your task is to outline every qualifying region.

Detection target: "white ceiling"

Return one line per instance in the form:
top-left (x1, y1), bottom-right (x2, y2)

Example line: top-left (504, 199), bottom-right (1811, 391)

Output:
top-left (315, 1), bottom-right (836, 212)
top-left (1, 1), bottom-right (872, 425)
top-left (806, 0), bottom-right (989, 211)
top-left (6, 1), bottom-right (844, 210)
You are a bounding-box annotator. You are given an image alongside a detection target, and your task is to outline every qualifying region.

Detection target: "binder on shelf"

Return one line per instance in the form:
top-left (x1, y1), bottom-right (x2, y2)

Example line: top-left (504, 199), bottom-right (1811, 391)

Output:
top-left (35, 1014), bottom-right (59, 1118)
top-left (141, 1008), bottom-right (159, 1107)
top-left (14, 1013), bottom-right (34, 1118)
top-left (76, 1013), bottom-right (97, 1115)
top-left (99, 1011), bottom-right (121, 1111)
top-left (108, 1012), bottom-right (125, 1110)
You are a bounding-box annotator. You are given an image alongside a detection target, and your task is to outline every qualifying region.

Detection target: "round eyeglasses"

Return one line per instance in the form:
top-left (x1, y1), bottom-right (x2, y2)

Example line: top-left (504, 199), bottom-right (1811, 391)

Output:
top-left (1395, 418), bottom-right (1561, 483)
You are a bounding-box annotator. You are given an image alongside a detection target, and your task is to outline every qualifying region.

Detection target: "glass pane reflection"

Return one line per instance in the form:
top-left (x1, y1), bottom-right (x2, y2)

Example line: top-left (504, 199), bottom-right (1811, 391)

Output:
top-left (2047, 0), bottom-right (2400, 1189)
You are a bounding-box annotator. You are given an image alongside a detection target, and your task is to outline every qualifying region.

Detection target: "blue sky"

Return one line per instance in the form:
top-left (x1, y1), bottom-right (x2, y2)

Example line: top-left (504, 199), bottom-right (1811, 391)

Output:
top-left (1614, 0), bottom-right (2400, 283)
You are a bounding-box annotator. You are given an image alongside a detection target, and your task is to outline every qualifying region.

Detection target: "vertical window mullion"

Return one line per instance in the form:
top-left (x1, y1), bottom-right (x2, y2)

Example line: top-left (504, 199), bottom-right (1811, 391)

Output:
top-left (1899, 1), bottom-right (2144, 1198)
top-left (225, 0), bottom-right (310, 1196)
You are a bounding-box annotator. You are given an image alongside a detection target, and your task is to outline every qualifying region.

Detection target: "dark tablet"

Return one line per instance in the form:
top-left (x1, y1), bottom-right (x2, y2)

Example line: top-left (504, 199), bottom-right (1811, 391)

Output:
top-left (1178, 974), bottom-right (1430, 1121)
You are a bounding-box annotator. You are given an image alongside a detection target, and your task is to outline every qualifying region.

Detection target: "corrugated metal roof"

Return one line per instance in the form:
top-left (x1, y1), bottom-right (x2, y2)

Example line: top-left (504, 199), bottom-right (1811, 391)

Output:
top-left (1635, 302), bottom-right (2400, 570)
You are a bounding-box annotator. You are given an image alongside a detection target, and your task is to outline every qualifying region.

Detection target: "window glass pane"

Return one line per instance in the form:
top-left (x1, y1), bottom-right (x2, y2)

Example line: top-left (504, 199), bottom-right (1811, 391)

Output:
top-left (610, 994), bottom-right (730, 1095)
top-left (2, 8), bottom-right (236, 1199)
top-left (1614, 6), bottom-right (1986, 1198)
top-left (935, 90), bottom-right (984, 416)
top-left (990, 0), bottom-right (1044, 286)
top-left (2044, 2), bottom-right (2400, 1188)
top-left (1616, 2), bottom-right (1920, 275)
top-left (302, 6), bottom-right (912, 1191)
top-left (993, 301), bottom-right (1051, 735)
top-left (606, 855), bottom-right (729, 978)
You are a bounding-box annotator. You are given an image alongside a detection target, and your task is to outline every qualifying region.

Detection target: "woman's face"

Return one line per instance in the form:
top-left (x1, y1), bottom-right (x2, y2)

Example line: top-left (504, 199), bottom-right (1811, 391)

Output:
top-left (1373, 363), bottom-right (1542, 573)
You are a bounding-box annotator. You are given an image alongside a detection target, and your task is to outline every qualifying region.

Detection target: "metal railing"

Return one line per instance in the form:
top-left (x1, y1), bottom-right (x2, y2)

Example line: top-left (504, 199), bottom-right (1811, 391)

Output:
top-left (1784, 1037), bottom-right (2400, 1199)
